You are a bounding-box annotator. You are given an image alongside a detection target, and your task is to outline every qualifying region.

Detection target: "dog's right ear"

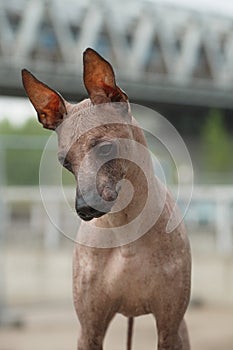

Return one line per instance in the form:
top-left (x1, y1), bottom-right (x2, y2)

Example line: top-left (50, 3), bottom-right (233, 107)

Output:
top-left (21, 69), bottom-right (67, 130)
top-left (83, 48), bottom-right (128, 105)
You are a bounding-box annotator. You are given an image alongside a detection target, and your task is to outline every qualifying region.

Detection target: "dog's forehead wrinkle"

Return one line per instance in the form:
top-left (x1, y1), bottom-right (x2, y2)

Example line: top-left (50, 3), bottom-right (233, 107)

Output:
top-left (65, 98), bottom-right (92, 117)
top-left (60, 101), bottom-right (132, 149)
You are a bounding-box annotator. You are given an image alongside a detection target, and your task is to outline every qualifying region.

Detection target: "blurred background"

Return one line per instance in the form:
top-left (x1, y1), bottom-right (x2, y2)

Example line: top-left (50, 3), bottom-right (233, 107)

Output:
top-left (0, 0), bottom-right (233, 349)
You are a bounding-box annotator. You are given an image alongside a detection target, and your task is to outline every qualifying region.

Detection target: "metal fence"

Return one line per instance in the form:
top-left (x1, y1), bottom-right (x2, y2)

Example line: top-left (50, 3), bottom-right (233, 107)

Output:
top-left (1, 136), bottom-right (233, 310)
top-left (1, 185), bottom-right (233, 255)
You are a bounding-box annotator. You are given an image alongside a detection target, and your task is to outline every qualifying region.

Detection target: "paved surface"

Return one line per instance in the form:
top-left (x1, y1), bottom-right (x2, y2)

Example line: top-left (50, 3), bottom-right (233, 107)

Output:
top-left (2, 247), bottom-right (233, 349)
top-left (0, 303), bottom-right (233, 350)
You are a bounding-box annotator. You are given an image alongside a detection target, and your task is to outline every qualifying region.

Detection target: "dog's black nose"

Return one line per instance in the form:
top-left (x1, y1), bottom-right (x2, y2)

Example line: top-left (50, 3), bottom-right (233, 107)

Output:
top-left (75, 188), bottom-right (119, 221)
top-left (75, 196), bottom-right (106, 221)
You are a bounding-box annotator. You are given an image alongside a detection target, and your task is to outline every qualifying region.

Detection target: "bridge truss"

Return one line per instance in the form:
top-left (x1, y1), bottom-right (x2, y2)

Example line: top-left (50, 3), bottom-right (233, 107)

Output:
top-left (0, 0), bottom-right (233, 107)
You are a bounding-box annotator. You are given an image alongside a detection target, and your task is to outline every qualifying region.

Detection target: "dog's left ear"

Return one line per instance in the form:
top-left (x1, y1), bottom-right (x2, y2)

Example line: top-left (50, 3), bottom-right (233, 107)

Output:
top-left (22, 69), bottom-right (67, 130)
top-left (83, 48), bottom-right (128, 105)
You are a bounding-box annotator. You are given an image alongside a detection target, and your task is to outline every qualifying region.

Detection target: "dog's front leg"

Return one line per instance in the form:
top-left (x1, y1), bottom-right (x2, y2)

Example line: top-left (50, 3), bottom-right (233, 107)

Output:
top-left (155, 301), bottom-right (190, 350)
top-left (77, 313), bottom-right (114, 350)
top-left (73, 244), bottom-right (117, 350)
top-left (156, 318), bottom-right (190, 350)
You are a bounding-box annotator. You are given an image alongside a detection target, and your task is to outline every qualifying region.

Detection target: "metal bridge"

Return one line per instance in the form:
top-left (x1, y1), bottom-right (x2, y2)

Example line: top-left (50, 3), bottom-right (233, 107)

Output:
top-left (0, 0), bottom-right (233, 108)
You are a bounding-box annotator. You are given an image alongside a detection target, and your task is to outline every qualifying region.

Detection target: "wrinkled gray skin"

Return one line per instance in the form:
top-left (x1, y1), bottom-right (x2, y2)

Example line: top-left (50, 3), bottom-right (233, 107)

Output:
top-left (22, 48), bottom-right (191, 350)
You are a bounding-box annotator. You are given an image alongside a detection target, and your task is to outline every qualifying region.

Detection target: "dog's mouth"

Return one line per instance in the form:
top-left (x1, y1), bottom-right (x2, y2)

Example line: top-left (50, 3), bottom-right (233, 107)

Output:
top-left (76, 187), bottom-right (120, 221)
top-left (77, 207), bottom-right (106, 221)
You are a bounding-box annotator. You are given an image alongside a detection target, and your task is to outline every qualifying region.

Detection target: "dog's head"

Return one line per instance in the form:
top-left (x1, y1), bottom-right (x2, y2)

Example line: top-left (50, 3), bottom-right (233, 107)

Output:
top-left (22, 48), bottom-right (134, 221)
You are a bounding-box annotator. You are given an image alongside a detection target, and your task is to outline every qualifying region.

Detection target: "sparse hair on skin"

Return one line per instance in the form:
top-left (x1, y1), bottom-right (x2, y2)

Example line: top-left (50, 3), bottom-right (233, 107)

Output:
top-left (22, 48), bottom-right (191, 350)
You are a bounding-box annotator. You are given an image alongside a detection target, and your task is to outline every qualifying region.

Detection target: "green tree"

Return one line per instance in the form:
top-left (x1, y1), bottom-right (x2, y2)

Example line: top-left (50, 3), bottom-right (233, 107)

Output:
top-left (0, 118), bottom-right (74, 186)
top-left (0, 117), bottom-right (49, 135)
top-left (201, 109), bottom-right (232, 173)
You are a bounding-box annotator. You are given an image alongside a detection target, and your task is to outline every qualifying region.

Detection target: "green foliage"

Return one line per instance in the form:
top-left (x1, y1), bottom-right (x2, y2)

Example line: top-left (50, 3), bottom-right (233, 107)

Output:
top-left (0, 117), bottom-right (74, 186)
top-left (5, 149), bottom-right (41, 185)
top-left (201, 109), bottom-right (232, 173)
top-left (0, 117), bottom-right (49, 135)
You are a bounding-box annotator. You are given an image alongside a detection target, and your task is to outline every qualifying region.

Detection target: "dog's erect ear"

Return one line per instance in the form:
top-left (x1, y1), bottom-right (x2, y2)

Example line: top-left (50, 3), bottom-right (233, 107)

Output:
top-left (83, 48), bottom-right (128, 105)
top-left (21, 69), bottom-right (67, 130)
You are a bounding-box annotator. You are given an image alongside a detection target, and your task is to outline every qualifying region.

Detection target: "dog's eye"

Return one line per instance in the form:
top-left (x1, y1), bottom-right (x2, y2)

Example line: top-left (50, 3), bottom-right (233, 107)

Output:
top-left (59, 157), bottom-right (72, 172)
top-left (97, 143), bottom-right (115, 157)
top-left (63, 159), bottom-right (72, 171)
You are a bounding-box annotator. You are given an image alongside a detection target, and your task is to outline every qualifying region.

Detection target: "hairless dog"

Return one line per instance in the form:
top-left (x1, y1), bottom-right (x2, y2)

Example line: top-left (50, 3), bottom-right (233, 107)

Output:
top-left (22, 48), bottom-right (191, 350)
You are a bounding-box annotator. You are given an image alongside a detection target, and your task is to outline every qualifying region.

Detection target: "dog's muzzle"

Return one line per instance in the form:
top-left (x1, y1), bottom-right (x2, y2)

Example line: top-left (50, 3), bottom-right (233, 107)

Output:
top-left (75, 190), bottom-right (118, 221)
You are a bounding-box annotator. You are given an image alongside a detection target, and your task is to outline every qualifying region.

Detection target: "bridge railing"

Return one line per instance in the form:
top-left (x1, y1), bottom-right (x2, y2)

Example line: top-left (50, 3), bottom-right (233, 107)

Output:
top-left (1, 185), bottom-right (233, 255)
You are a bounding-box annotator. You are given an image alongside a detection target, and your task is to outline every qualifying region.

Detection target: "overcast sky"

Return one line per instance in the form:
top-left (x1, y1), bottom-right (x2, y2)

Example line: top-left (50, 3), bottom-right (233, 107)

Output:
top-left (0, 0), bottom-right (232, 125)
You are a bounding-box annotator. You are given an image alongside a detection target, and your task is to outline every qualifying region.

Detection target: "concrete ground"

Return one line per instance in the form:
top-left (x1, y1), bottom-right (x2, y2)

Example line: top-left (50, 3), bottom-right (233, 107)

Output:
top-left (1, 246), bottom-right (233, 349)
top-left (0, 303), bottom-right (233, 350)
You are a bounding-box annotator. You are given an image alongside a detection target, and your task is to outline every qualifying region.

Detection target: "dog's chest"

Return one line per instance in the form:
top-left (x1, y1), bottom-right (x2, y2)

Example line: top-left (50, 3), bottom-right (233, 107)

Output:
top-left (119, 244), bottom-right (137, 258)
top-left (103, 247), bottom-right (157, 316)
